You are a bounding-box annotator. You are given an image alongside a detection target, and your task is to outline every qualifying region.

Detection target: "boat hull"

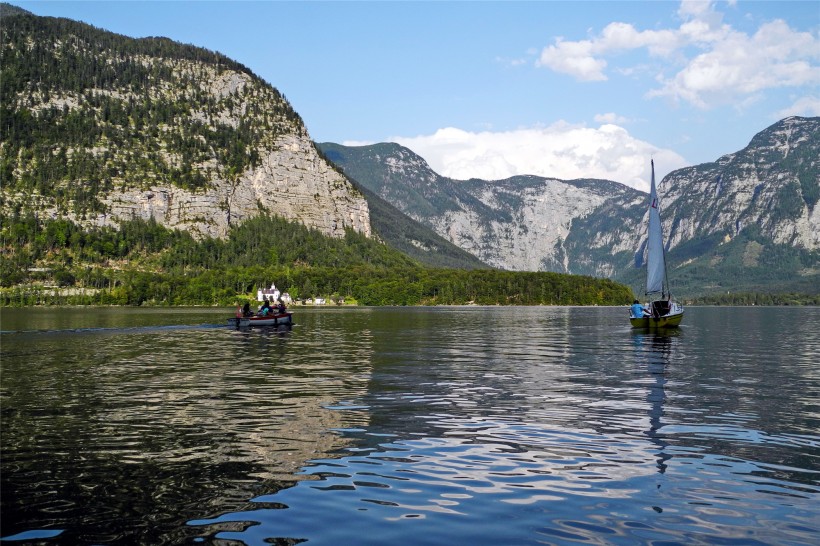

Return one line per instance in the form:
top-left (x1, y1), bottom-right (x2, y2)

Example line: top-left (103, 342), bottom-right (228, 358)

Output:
top-left (630, 310), bottom-right (684, 328)
top-left (227, 313), bottom-right (293, 328)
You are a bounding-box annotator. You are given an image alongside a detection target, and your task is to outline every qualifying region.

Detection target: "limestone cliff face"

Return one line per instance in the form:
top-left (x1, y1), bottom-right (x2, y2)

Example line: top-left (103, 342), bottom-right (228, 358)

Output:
top-left (431, 178), bottom-right (616, 272)
top-left (1, 10), bottom-right (371, 240)
top-left (101, 133), bottom-right (371, 239)
top-left (318, 143), bottom-right (643, 275)
top-left (319, 118), bottom-right (819, 293)
top-left (658, 116), bottom-right (818, 252)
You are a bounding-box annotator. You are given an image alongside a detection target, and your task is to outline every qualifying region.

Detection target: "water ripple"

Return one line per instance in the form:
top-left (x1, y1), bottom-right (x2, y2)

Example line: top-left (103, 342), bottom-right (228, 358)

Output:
top-left (3, 306), bottom-right (819, 544)
top-left (190, 432), bottom-right (818, 545)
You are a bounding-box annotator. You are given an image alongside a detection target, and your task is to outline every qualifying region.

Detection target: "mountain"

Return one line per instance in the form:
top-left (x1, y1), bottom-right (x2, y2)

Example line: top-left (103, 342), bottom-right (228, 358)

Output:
top-left (318, 142), bottom-right (647, 275)
top-left (1, 6), bottom-right (369, 240)
top-left (639, 116), bottom-right (819, 295)
top-left (2, 7), bottom-right (815, 297)
top-left (0, 6), bottom-right (489, 271)
top-left (352, 183), bottom-right (489, 269)
top-left (320, 117), bottom-right (820, 296)
top-left (0, 5), bottom-right (630, 308)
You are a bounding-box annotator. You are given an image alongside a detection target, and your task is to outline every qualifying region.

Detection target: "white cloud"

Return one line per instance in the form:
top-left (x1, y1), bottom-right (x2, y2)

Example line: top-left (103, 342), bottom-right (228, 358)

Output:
top-left (536, 1), bottom-right (820, 109)
top-left (385, 123), bottom-right (688, 193)
top-left (594, 112), bottom-right (630, 124)
top-left (649, 20), bottom-right (820, 107)
top-left (775, 96), bottom-right (820, 118)
top-left (599, 22), bottom-right (681, 57)
top-left (537, 21), bottom-right (683, 81)
top-left (537, 38), bottom-right (608, 81)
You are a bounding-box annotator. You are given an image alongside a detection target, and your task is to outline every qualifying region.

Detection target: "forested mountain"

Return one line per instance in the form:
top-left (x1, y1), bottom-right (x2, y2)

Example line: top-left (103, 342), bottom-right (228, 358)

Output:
top-left (634, 116), bottom-right (819, 296)
top-left (0, 4), bottom-right (486, 271)
top-left (320, 118), bottom-right (820, 297)
top-left (567, 117), bottom-right (819, 296)
top-left (0, 4), bottom-right (630, 306)
top-left (1, 4), bottom-right (370, 239)
top-left (4, 4), bottom-right (812, 304)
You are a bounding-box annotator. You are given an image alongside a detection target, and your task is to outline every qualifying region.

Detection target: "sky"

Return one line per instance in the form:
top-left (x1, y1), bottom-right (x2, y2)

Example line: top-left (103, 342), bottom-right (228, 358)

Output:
top-left (8, 0), bottom-right (820, 192)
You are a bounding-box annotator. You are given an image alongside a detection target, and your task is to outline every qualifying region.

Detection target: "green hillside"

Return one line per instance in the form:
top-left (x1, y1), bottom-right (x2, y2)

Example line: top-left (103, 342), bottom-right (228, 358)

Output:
top-left (0, 5), bottom-right (634, 307)
top-left (0, 213), bottom-right (633, 307)
top-left (314, 146), bottom-right (489, 270)
top-left (1, 8), bottom-right (301, 217)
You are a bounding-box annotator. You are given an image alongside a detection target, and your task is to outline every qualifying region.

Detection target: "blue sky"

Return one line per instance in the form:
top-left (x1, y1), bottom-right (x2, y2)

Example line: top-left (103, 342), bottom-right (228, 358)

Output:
top-left (9, 1), bottom-right (820, 191)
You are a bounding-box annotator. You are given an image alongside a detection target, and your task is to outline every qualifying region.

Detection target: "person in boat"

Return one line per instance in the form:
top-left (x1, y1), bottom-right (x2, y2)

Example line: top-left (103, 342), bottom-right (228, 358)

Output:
top-left (631, 300), bottom-right (648, 318)
top-left (276, 299), bottom-right (287, 314)
top-left (242, 302), bottom-right (253, 317)
top-left (258, 298), bottom-right (272, 316)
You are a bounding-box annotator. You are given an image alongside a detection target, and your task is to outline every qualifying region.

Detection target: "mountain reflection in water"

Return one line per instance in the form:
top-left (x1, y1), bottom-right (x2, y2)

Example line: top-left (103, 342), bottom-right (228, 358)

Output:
top-left (1, 306), bottom-right (818, 545)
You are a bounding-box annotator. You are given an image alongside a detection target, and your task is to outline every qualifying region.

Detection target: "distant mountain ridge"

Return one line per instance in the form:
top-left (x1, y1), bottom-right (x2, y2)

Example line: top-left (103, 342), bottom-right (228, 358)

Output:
top-left (2, 6), bottom-right (816, 296)
top-left (320, 117), bottom-right (820, 296)
top-left (319, 141), bottom-right (647, 275)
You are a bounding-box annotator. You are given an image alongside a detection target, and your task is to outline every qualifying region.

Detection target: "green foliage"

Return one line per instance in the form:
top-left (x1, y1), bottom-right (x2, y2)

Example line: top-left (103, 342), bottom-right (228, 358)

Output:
top-left (618, 224), bottom-right (820, 299)
top-left (691, 292), bottom-right (820, 306)
top-left (0, 214), bottom-right (634, 307)
top-left (1, 10), bottom-right (302, 216)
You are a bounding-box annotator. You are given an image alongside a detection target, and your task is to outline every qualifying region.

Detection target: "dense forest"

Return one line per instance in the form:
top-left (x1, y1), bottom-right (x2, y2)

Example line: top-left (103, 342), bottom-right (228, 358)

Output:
top-left (0, 213), bottom-right (634, 307)
top-left (1, 9), bottom-right (301, 216)
top-left (0, 7), bottom-right (633, 308)
top-left (689, 292), bottom-right (820, 306)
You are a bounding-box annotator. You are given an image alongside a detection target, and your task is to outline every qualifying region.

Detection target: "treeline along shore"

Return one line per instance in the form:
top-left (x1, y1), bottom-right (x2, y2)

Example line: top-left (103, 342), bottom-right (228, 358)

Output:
top-left (1, 214), bottom-right (633, 307)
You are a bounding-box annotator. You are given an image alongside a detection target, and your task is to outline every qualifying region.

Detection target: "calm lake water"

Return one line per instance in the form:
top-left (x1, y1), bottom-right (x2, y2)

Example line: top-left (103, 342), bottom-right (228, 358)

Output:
top-left (1, 306), bottom-right (818, 545)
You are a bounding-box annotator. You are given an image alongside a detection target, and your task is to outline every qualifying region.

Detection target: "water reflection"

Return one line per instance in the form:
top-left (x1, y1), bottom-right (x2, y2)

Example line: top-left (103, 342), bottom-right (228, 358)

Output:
top-left (632, 330), bottom-right (677, 475)
top-left (1, 309), bottom-right (376, 544)
top-left (2, 307), bottom-right (819, 545)
top-left (188, 308), bottom-right (819, 545)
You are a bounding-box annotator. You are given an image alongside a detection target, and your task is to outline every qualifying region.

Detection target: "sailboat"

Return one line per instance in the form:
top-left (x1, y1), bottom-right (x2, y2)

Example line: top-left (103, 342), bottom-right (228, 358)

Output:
top-left (630, 160), bottom-right (684, 328)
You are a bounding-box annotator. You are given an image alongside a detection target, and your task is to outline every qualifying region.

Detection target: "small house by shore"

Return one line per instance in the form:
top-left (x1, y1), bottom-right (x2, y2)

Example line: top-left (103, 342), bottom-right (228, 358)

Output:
top-left (257, 283), bottom-right (291, 304)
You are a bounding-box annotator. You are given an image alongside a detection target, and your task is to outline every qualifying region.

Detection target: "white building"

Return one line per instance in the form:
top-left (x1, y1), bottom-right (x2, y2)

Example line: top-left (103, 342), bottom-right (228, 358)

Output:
top-left (257, 283), bottom-right (291, 303)
top-left (257, 283), bottom-right (279, 302)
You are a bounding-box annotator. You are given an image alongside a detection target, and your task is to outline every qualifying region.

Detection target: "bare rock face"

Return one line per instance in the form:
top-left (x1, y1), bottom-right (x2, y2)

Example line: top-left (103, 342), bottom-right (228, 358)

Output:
top-left (318, 142), bottom-right (645, 276)
top-left (1, 14), bottom-right (371, 241)
top-left (236, 135), bottom-right (371, 239)
top-left (320, 117), bottom-right (818, 289)
top-left (659, 116), bottom-right (819, 252)
top-left (101, 133), bottom-right (371, 240)
top-left (432, 180), bottom-right (611, 272)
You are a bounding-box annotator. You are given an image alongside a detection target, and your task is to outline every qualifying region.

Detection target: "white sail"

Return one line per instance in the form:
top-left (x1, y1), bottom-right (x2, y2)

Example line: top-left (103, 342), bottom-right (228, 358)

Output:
top-left (645, 160), bottom-right (666, 295)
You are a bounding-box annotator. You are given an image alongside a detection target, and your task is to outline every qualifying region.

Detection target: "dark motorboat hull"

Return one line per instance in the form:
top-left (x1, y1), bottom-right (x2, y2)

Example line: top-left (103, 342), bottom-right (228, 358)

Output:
top-left (227, 313), bottom-right (293, 328)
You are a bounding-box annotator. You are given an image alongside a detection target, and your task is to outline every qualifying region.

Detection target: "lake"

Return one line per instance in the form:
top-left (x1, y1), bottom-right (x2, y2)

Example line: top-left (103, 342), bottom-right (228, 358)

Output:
top-left (1, 306), bottom-right (818, 545)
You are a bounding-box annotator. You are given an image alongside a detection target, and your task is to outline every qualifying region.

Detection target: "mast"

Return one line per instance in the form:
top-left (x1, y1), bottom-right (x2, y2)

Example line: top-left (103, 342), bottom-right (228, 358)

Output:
top-left (645, 160), bottom-right (666, 297)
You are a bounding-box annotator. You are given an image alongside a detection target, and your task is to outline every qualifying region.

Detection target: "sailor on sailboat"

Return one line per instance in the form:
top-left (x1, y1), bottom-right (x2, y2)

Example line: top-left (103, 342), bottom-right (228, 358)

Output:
top-left (630, 160), bottom-right (684, 328)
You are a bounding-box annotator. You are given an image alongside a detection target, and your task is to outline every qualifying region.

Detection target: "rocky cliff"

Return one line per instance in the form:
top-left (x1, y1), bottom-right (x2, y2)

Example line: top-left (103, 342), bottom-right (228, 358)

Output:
top-left (660, 116), bottom-right (819, 252)
top-left (319, 142), bottom-right (645, 274)
top-left (0, 7), bottom-right (371, 240)
top-left (320, 117), bottom-right (819, 295)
